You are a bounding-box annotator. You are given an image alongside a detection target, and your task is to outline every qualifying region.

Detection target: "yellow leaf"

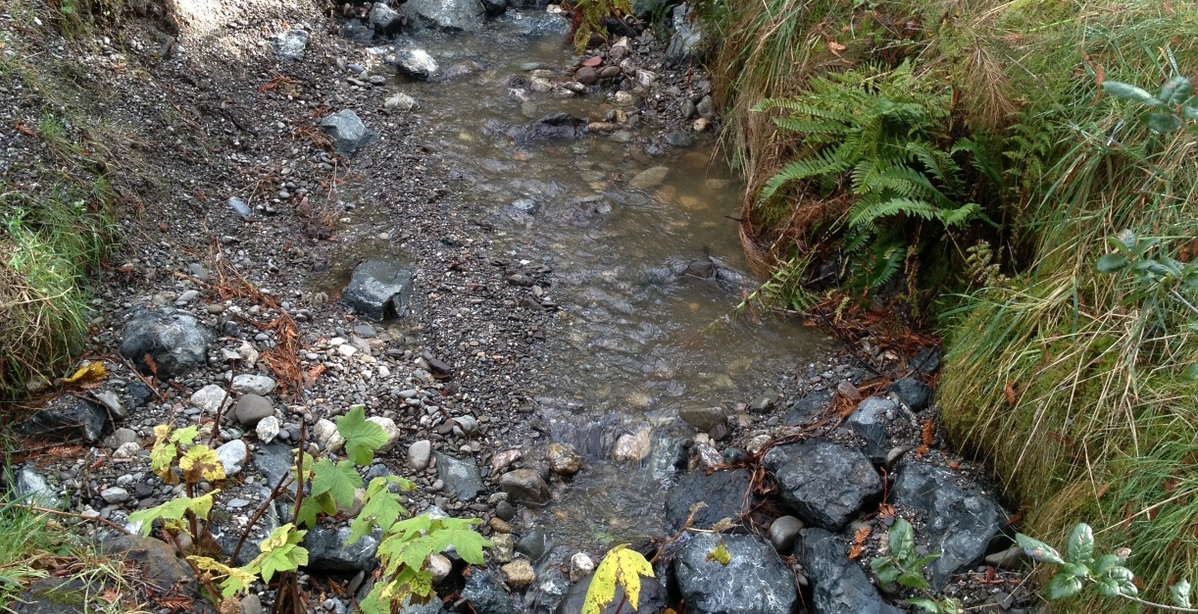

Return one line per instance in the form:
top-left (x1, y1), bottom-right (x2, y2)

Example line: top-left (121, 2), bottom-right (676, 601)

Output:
top-left (583, 544), bottom-right (654, 614)
top-left (63, 361), bottom-right (107, 384)
top-left (180, 445), bottom-right (226, 483)
top-left (706, 541), bottom-right (731, 566)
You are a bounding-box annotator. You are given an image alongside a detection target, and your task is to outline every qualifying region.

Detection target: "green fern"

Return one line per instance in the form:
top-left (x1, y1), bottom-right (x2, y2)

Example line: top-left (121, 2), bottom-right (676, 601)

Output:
top-left (754, 61), bottom-right (994, 297)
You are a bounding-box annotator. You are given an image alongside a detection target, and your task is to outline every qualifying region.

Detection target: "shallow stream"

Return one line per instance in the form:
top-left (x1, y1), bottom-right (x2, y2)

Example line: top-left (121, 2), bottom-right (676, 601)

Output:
top-left (329, 12), bottom-right (828, 553)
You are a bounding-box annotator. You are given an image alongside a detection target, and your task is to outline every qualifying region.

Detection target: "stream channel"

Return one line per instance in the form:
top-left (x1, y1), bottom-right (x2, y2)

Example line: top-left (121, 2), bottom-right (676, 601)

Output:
top-left (324, 11), bottom-right (829, 560)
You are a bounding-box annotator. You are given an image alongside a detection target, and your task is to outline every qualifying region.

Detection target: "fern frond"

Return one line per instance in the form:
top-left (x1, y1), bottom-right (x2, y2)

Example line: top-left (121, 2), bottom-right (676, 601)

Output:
top-left (935, 202), bottom-right (983, 228)
top-left (849, 196), bottom-right (938, 229)
top-left (758, 146), bottom-right (853, 202)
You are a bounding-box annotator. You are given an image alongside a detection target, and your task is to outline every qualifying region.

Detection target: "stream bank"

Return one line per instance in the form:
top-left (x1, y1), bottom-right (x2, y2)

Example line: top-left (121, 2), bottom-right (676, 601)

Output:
top-left (2, 0), bottom-right (1032, 612)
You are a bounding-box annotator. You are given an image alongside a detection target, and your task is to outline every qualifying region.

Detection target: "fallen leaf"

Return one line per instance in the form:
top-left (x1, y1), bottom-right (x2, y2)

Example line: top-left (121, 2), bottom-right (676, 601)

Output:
top-left (63, 361), bottom-right (107, 384)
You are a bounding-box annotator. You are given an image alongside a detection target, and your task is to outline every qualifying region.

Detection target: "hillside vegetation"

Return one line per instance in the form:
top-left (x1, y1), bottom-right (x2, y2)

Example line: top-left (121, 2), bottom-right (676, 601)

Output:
top-left (702, 0), bottom-right (1198, 608)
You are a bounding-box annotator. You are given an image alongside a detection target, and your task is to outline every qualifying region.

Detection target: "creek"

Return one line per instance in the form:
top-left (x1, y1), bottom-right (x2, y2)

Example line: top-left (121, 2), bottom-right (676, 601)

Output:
top-left (324, 11), bottom-right (828, 556)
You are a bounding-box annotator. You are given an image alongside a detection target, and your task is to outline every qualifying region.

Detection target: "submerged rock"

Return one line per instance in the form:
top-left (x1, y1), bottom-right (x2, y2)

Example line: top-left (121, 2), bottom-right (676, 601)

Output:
top-left (342, 260), bottom-right (414, 321)
top-left (674, 533), bottom-right (797, 614)
top-left (763, 439), bottom-right (882, 531)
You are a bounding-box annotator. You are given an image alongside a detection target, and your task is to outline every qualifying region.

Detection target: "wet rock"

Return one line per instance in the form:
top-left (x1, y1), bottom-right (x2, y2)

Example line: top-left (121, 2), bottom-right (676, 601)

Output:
top-left (545, 442), bottom-right (582, 475)
top-left (696, 95), bottom-right (715, 119)
top-left (498, 469), bottom-right (551, 506)
top-left (516, 528), bottom-right (550, 561)
top-left (341, 20), bottom-right (375, 42)
top-left (23, 399), bottom-right (109, 444)
top-left (612, 427), bottom-right (652, 462)
top-left (408, 440), bottom-right (432, 470)
top-left (369, 2), bottom-right (403, 35)
top-left (629, 166), bottom-right (669, 189)
top-left (234, 394), bottom-right (274, 428)
top-left (462, 568), bottom-right (519, 614)
top-left (845, 396), bottom-right (896, 463)
top-left (232, 374), bottom-right (276, 396)
top-left (15, 466), bottom-right (61, 509)
top-left (892, 461), bottom-right (1004, 588)
top-left (400, 0), bottom-right (485, 32)
top-left (769, 515), bottom-right (803, 552)
top-left (480, 0), bottom-right (507, 16)
top-left (763, 440), bottom-right (882, 531)
top-left (574, 66), bottom-right (597, 85)
top-left (216, 439), bottom-right (249, 477)
top-left (302, 526), bottom-right (381, 573)
top-left (272, 29), bottom-right (308, 60)
top-left (495, 500), bottom-right (516, 521)
top-left (119, 308), bottom-right (214, 380)
top-left (385, 92), bottom-right (419, 111)
top-left (785, 389), bottom-right (833, 423)
top-left (569, 552), bottom-right (594, 582)
top-left (392, 48), bottom-right (440, 80)
top-left (490, 448), bottom-right (523, 474)
top-left (663, 131), bottom-right (695, 148)
top-left (665, 4), bottom-right (705, 66)
top-left (320, 109), bottom-right (379, 158)
top-left (255, 415), bottom-right (281, 443)
top-left (508, 113), bottom-right (588, 140)
top-left (559, 573), bottom-right (668, 614)
top-left (750, 390), bottom-right (779, 413)
top-left (674, 533), bottom-right (797, 614)
top-left (800, 528), bottom-right (902, 614)
top-left (889, 377), bottom-right (932, 411)
top-left (501, 559), bottom-right (536, 588)
top-left (664, 469), bottom-right (751, 533)
top-left (92, 390), bottom-right (126, 420)
top-left (343, 260), bottom-right (414, 321)
top-left (679, 405), bottom-right (725, 432)
top-left (433, 452), bottom-right (483, 500)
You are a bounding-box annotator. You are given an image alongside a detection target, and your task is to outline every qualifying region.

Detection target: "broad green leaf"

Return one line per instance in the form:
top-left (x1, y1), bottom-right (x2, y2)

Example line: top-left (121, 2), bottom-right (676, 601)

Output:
top-left (350, 477), bottom-right (408, 544)
top-left (188, 556), bottom-right (257, 598)
top-left (128, 492), bottom-right (217, 536)
top-left (1103, 81), bottom-right (1161, 105)
top-left (180, 445), bottom-right (226, 484)
top-left (706, 541), bottom-right (731, 566)
top-left (1184, 364), bottom-right (1198, 382)
top-left (1092, 553), bottom-right (1122, 576)
top-left (1096, 577), bottom-right (1120, 597)
top-left (871, 558), bottom-right (901, 586)
top-left (1106, 565), bottom-right (1138, 596)
top-left (310, 458), bottom-right (362, 508)
top-left (1159, 75), bottom-right (1194, 105)
top-left (170, 425), bottom-right (200, 446)
top-left (1095, 253), bottom-right (1128, 273)
top-left (1183, 105), bottom-right (1198, 121)
top-left (1061, 562), bottom-right (1090, 579)
top-left (1046, 573), bottom-right (1083, 600)
top-left (897, 571), bottom-right (932, 591)
top-left (583, 544), bottom-right (654, 614)
top-left (1066, 523), bottom-right (1095, 565)
top-left (150, 440), bottom-right (179, 484)
top-left (1015, 533), bottom-right (1064, 565)
top-left (251, 524), bottom-right (308, 582)
top-left (1171, 579), bottom-right (1193, 608)
top-left (906, 597), bottom-right (942, 613)
top-left (296, 492), bottom-right (338, 528)
top-left (387, 514), bottom-right (434, 541)
top-left (889, 518), bottom-right (917, 562)
top-left (1140, 111), bottom-right (1184, 133)
top-left (337, 405), bottom-right (388, 466)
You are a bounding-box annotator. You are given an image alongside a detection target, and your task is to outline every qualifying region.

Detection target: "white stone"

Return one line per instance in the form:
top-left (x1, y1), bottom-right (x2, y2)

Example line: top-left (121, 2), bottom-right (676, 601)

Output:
top-left (337, 344), bottom-right (358, 357)
top-left (237, 341), bottom-right (259, 365)
top-left (314, 419), bottom-right (344, 453)
top-left (190, 384), bottom-right (229, 414)
top-left (408, 439), bottom-right (432, 471)
top-left (612, 427), bottom-right (652, 462)
top-left (367, 416), bottom-right (401, 453)
top-left (101, 486), bottom-right (130, 504)
top-left (427, 553), bottom-right (453, 585)
top-left (216, 439), bottom-right (249, 477)
top-left (232, 374), bottom-right (277, 395)
top-left (256, 415), bottom-right (281, 444)
top-left (113, 441), bottom-right (142, 459)
top-left (570, 552), bottom-right (595, 583)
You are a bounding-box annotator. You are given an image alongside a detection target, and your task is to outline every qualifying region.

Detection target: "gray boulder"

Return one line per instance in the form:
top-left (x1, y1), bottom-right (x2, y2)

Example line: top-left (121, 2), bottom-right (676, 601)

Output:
top-left (319, 109), bottom-right (379, 158)
top-left (845, 396), bottom-right (896, 463)
top-left (674, 533), bottom-right (797, 614)
top-left (272, 29), bottom-right (308, 60)
top-left (890, 377), bottom-right (932, 411)
top-left (342, 260), bottom-right (414, 321)
top-left (800, 528), bottom-right (903, 614)
top-left (892, 461), bottom-right (1005, 588)
top-left (301, 526), bottom-right (380, 573)
top-left (391, 48), bottom-right (440, 80)
top-left (763, 440), bottom-right (882, 531)
top-left (480, 0), bottom-right (507, 15)
top-left (369, 2), bottom-right (403, 35)
top-left (785, 389), bottom-right (833, 424)
top-left (462, 569), bottom-right (519, 614)
top-left (23, 399), bottom-right (110, 444)
top-left (400, 0), bottom-right (485, 32)
top-left (433, 452), bottom-right (484, 500)
top-left (665, 4), bottom-right (705, 66)
top-left (119, 308), bottom-right (213, 380)
top-left (498, 469), bottom-right (551, 506)
top-left (663, 469), bottom-right (751, 533)
top-left (15, 466), bottom-right (61, 509)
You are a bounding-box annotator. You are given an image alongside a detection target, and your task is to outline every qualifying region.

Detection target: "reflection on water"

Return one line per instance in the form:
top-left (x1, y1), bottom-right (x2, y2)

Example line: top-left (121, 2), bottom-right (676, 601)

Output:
top-left (346, 12), bottom-right (829, 550)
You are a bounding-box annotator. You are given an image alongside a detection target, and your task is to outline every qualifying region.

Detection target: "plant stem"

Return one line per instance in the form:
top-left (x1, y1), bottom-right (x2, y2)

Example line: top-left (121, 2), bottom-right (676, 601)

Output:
top-left (231, 472), bottom-right (293, 563)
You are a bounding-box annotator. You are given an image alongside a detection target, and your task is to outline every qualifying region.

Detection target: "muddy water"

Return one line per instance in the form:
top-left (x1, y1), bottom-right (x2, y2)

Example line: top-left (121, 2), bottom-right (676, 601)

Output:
top-left (340, 13), bottom-right (828, 551)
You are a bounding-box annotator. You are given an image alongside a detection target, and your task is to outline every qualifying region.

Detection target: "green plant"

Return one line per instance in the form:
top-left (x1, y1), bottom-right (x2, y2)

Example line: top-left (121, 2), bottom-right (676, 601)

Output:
top-left (1103, 74), bottom-right (1198, 134)
top-left (582, 544), bottom-right (655, 614)
top-left (870, 518), bottom-right (962, 614)
top-left (565, 0), bottom-right (633, 53)
top-left (1017, 522), bottom-right (1198, 611)
top-left (754, 61), bottom-right (991, 297)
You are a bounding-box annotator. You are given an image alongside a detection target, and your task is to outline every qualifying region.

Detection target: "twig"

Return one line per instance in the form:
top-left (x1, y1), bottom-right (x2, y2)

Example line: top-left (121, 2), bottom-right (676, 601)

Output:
top-left (119, 355), bottom-right (165, 403)
top-left (231, 471), bottom-right (294, 563)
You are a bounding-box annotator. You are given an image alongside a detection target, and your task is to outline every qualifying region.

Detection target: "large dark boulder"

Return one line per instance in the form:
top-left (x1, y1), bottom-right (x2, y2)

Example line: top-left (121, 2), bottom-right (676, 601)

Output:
top-left (799, 529), bottom-right (903, 614)
top-left (892, 461), bottom-right (1005, 588)
top-left (844, 396), bottom-right (897, 464)
top-left (763, 439), bottom-right (882, 531)
top-left (462, 569), bottom-right (519, 614)
top-left (663, 469), bottom-right (751, 533)
top-left (343, 260), bottom-right (414, 321)
top-left (119, 307), bottom-right (213, 380)
top-left (674, 533), bottom-right (797, 614)
top-left (301, 526), bottom-right (381, 573)
top-left (22, 398), bottom-right (110, 443)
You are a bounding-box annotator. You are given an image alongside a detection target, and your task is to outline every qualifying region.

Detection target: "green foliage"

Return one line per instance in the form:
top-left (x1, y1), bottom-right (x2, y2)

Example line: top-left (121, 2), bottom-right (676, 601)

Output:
top-left (582, 544), bottom-right (655, 614)
top-left (248, 524), bottom-right (308, 583)
top-left (870, 519), bottom-right (961, 614)
top-left (1103, 74), bottom-right (1198, 134)
top-left (755, 61), bottom-right (990, 297)
top-left (338, 405), bottom-right (388, 466)
top-left (566, 0), bottom-right (633, 53)
top-left (128, 492), bottom-right (217, 537)
top-left (361, 515), bottom-right (491, 613)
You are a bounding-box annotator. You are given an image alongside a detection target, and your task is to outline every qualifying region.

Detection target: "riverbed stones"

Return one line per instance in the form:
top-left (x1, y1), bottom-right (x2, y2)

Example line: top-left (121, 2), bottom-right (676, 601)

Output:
top-left (271, 28), bottom-right (308, 61)
top-left (664, 468), bottom-right (751, 532)
top-left (190, 384), bottom-right (228, 414)
top-left (367, 416), bottom-right (401, 453)
top-left (666, 4), bottom-right (705, 66)
top-left (408, 439), bottom-right (432, 470)
top-left (763, 439), bottom-right (882, 531)
top-left (462, 569), bottom-right (519, 614)
top-left (302, 526), bottom-right (380, 573)
top-left (231, 374), bottom-right (276, 396)
top-left (101, 534), bottom-right (197, 595)
top-left (216, 439), bottom-right (248, 477)
top-left (559, 573), bottom-right (668, 614)
top-left (569, 552), bottom-right (594, 582)
top-left (679, 405), bottom-right (725, 432)
top-left (674, 533), bottom-right (796, 614)
top-left (368, 2), bottom-right (403, 35)
top-left (845, 396), bottom-right (896, 463)
top-left (385, 92), bottom-right (419, 111)
top-left (498, 469), bottom-right (551, 506)
top-left (342, 260), bottom-right (414, 321)
top-left (801, 528), bottom-right (902, 614)
top-left (892, 460), bottom-right (1004, 588)
top-left (500, 559), bottom-right (535, 588)
top-left (769, 515), bottom-right (804, 552)
top-left (23, 398), bottom-right (110, 443)
top-left (319, 109), bottom-right (378, 158)
top-left (612, 426), bottom-right (652, 462)
top-left (786, 389), bottom-right (833, 423)
top-left (546, 442), bottom-right (582, 475)
top-left (629, 166), bottom-right (669, 189)
top-left (100, 486), bottom-right (130, 504)
top-left (890, 376), bottom-right (932, 411)
top-left (433, 451), bottom-right (483, 500)
top-left (16, 466), bottom-right (60, 509)
top-left (234, 394), bottom-right (274, 427)
top-left (400, 0), bottom-right (485, 32)
top-left (391, 48), bottom-right (440, 80)
top-left (119, 308), bottom-right (213, 380)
